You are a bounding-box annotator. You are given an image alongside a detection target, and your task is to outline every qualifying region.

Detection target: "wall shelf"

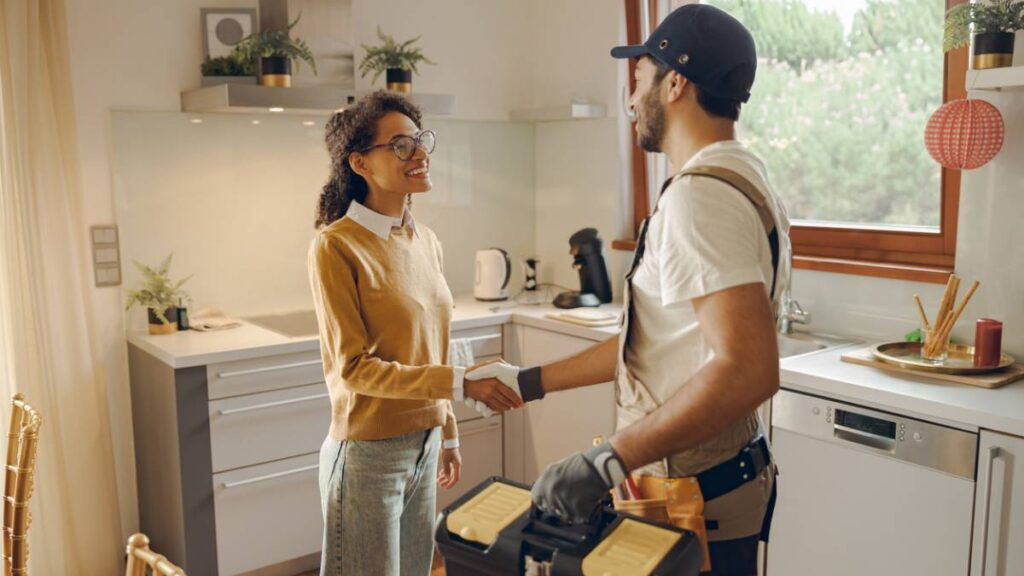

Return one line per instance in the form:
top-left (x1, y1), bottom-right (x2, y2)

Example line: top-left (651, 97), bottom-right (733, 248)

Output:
top-left (509, 103), bottom-right (607, 122)
top-left (180, 84), bottom-right (455, 116)
top-left (966, 66), bottom-right (1024, 92)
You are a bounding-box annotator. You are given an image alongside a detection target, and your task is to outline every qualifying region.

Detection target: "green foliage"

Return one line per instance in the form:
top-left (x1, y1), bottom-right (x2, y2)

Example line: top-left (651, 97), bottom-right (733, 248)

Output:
top-left (359, 27), bottom-right (436, 84)
top-left (124, 254), bottom-right (192, 325)
top-left (709, 0), bottom-right (846, 69)
top-left (233, 14), bottom-right (317, 75)
top-left (201, 55), bottom-right (251, 77)
top-left (905, 328), bottom-right (923, 343)
top-left (707, 0), bottom-right (946, 227)
top-left (944, 0), bottom-right (1024, 52)
top-left (848, 0), bottom-right (943, 53)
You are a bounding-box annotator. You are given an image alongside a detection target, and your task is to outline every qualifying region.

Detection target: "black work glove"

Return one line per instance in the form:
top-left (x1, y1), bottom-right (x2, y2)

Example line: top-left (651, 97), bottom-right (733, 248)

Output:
top-left (531, 442), bottom-right (628, 523)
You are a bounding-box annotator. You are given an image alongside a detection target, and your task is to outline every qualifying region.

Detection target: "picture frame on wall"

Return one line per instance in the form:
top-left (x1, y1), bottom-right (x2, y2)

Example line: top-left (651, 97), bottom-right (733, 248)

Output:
top-left (201, 8), bottom-right (256, 60)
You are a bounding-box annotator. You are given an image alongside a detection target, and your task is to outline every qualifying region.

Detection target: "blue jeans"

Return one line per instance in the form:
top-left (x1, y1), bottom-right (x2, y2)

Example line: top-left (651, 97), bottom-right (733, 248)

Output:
top-left (318, 427), bottom-right (440, 575)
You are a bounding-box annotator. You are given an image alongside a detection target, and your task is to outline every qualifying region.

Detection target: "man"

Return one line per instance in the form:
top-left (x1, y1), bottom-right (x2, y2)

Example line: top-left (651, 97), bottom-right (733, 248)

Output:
top-left (466, 4), bottom-right (792, 575)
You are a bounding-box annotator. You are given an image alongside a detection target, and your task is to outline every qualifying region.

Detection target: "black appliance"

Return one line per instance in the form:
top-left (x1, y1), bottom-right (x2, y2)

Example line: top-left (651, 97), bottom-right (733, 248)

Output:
top-left (554, 228), bottom-right (612, 309)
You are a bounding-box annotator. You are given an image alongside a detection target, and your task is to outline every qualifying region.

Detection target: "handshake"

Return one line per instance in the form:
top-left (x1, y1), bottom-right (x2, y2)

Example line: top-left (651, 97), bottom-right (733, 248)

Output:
top-left (462, 361), bottom-right (525, 417)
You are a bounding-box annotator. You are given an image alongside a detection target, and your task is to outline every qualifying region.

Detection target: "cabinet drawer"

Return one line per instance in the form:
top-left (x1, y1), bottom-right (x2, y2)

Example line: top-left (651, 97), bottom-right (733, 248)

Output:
top-left (213, 452), bottom-right (322, 575)
top-left (437, 415), bottom-right (503, 512)
top-left (207, 350), bottom-right (323, 400)
top-left (209, 383), bottom-right (330, 473)
top-left (451, 325), bottom-right (503, 359)
top-left (451, 354), bottom-right (502, 423)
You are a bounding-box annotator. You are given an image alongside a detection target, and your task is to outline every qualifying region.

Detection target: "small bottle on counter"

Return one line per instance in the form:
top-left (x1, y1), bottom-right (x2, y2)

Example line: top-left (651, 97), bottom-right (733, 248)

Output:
top-left (177, 297), bottom-right (190, 331)
top-left (973, 318), bottom-right (1002, 367)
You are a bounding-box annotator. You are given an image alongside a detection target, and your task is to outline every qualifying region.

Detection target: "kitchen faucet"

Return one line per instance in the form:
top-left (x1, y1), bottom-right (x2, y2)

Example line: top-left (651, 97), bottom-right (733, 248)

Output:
top-left (778, 293), bottom-right (811, 334)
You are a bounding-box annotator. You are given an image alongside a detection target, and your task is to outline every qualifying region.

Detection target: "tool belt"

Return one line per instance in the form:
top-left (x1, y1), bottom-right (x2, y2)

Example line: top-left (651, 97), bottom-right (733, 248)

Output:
top-left (612, 435), bottom-right (774, 573)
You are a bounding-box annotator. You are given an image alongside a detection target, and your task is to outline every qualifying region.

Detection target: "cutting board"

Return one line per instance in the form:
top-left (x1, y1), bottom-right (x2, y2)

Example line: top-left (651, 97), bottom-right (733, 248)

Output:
top-left (840, 346), bottom-right (1024, 389)
top-left (544, 310), bottom-right (620, 327)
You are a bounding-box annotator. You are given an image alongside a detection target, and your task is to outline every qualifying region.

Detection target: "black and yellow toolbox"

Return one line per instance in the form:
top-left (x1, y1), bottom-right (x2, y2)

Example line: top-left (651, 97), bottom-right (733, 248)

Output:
top-left (435, 477), bottom-right (704, 576)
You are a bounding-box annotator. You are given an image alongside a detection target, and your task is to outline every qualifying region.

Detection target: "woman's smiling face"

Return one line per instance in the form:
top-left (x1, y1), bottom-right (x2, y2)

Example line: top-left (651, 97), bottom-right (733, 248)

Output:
top-left (354, 111), bottom-right (433, 196)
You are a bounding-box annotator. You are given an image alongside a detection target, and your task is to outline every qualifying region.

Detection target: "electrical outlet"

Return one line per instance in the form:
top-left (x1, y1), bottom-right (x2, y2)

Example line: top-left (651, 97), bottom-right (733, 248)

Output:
top-left (90, 225), bottom-right (121, 287)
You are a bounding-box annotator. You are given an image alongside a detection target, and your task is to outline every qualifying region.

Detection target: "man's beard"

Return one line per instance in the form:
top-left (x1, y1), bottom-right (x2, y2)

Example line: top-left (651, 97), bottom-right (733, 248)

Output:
top-left (637, 88), bottom-right (666, 153)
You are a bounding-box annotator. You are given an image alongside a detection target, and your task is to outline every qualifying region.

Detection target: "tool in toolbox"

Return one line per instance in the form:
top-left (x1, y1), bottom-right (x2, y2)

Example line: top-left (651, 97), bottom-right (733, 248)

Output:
top-left (435, 477), bottom-right (704, 576)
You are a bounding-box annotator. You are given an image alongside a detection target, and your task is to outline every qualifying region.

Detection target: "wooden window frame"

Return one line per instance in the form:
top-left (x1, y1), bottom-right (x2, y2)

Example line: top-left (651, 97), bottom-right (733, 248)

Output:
top-left (613, 0), bottom-right (967, 285)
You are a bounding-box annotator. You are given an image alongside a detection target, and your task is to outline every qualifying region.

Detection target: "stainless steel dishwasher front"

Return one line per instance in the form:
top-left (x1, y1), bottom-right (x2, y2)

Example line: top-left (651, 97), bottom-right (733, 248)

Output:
top-left (767, 388), bottom-right (977, 576)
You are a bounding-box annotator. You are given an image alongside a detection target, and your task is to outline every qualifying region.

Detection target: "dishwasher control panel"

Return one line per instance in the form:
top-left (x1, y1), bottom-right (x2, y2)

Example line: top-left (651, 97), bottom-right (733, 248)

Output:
top-left (772, 389), bottom-right (977, 479)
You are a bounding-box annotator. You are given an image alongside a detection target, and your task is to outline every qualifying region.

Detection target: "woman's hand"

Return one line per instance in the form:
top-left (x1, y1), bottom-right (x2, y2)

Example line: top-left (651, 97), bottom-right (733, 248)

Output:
top-left (464, 377), bottom-right (523, 412)
top-left (438, 447), bottom-right (462, 489)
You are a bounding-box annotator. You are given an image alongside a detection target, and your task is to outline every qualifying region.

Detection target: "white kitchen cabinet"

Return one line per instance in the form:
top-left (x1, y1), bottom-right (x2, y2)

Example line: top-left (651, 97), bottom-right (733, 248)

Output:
top-left (213, 453), bottom-right (322, 575)
top-left (971, 430), bottom-right (1024, 576)
top-left (503, 325), bottom-right (616, 483)
top-left (436, 415), bottom-right (504, 512)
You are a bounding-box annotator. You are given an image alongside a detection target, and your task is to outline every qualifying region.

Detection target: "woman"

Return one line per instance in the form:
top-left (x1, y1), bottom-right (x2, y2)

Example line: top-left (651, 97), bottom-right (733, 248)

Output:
top-left (309, 91), bottom-right (522, 575)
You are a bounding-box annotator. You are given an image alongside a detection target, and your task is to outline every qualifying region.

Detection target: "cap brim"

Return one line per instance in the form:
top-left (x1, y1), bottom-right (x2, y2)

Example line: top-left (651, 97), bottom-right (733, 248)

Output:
top-left (610, 44), bottom-right (649, 59)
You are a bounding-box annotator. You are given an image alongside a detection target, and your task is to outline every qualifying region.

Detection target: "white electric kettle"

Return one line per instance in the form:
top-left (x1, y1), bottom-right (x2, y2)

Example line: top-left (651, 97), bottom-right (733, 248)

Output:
top-left (474, 248), bottom-right (511, 301)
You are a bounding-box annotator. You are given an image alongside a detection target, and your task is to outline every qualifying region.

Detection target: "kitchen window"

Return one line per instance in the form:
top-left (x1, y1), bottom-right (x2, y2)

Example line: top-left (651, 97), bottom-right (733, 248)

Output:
top-left (614, 0), bottom-right (968, 284)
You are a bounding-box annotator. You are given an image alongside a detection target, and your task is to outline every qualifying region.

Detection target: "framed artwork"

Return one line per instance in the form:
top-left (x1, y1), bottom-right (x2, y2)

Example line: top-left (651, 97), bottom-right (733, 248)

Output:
top-left (201, 8), bottom-right (257, 59)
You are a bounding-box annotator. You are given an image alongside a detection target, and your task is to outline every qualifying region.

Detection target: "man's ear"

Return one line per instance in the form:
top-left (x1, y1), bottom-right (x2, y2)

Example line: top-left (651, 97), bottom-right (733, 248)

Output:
top-left (348, 152), bottom-right (371, 179)
top-left (665, 71), bottom-right (688, 104)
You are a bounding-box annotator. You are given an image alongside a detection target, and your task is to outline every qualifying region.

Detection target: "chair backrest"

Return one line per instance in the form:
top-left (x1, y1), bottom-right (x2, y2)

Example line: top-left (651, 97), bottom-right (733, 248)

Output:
top-left (125, 534), bottom-right (186, 576)
top-left (3, 393), bottom-right (41, 576)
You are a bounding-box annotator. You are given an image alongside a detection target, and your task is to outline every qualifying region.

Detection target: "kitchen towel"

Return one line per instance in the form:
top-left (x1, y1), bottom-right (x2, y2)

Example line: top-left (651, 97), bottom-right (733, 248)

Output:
top-left (449, 338), bottom-right (495, 418)
top-left (189, 307), bottom-right (242, 331)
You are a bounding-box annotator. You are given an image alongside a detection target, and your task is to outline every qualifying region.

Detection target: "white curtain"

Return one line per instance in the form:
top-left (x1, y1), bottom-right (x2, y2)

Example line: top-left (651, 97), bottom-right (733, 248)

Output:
top-left (0, 0), bottom-right (123, 573)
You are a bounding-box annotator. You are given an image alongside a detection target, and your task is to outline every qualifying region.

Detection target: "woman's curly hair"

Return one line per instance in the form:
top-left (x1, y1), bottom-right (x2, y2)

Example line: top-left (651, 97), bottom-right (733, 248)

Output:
top-left (315, 90), bottom-right (423, 228)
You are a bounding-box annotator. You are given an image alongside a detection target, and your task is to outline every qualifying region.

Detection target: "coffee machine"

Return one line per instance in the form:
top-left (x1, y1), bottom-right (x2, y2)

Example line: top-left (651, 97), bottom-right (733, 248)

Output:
top-left (553, 228), bottom-right (612, 309)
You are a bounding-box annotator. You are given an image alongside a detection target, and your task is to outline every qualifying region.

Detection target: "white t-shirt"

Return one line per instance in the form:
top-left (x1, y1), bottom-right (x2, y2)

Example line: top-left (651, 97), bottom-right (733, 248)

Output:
top-left (621, 140), bottom-right (792, 475)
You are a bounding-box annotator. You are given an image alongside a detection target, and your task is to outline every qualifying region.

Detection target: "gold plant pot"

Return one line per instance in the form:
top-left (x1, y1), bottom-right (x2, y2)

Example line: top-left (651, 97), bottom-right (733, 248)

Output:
top-left (386, 68), bottom-right (413, 93)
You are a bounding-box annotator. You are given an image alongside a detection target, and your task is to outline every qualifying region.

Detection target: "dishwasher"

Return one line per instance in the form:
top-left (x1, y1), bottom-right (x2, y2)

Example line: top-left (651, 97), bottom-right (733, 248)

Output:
top-left (767, 389), bottom-right (977, 576)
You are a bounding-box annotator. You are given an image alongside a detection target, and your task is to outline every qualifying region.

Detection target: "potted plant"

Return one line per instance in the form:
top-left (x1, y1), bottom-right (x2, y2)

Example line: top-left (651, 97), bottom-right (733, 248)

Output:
top-left (233, 14), bottom-right (317, 87)
top-left (124, 254), bottom-right (192, 335)
top-left (359, 27), bottom-right (435, 93)
top-left (200, 54), bottom-right (258, 87)
top-left (944, 0), bottom-right (1024, 69)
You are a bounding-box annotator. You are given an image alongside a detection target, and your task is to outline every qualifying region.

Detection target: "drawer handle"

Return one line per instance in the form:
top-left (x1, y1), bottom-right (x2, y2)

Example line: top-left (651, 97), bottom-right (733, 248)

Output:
top-left (220, 464), bottom-right (318, 490)
top-left (217, 359), bottom-right (322, 379)
top-left (217, 392), bottom-right (329, 416)
top-left (979, 446), bottom-right (1001, 576)
top-left (464, 334), bottom-right (501, 345)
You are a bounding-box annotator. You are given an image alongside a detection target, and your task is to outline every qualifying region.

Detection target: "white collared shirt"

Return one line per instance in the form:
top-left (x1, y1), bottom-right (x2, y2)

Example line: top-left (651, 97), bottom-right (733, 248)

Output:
top-left (344, 200), bottom-right (462, 449)
top-left (345, 200), bottom-right (420, 240)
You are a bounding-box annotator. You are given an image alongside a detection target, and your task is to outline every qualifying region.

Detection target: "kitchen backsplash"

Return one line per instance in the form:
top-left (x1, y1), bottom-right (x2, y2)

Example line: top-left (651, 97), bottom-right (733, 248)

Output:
top-left (112, 111), bottom-right (536, 324)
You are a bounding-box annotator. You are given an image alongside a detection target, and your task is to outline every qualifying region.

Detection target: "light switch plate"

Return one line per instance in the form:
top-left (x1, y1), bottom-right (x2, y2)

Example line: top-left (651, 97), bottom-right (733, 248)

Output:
top-left (90, 225), bottom-right (122, 287)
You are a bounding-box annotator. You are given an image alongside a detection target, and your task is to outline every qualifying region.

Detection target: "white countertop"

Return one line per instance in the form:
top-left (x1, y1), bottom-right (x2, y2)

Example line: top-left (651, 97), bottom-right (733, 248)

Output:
top-left (781, 345), bottom-right (1024, 437)
top-left (128, 295), bottom-right (1024, 437)
top-left (127, 295), bottom-right (622, 369)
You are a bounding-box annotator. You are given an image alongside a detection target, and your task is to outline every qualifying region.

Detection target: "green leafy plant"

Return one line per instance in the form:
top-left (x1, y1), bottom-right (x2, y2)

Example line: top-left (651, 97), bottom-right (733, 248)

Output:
top-left (944, 0), bottom-right (1024, 52)
top-left (359, 26), bottom-right (435, 84)
top-left (200, 54), bottom-right (252, 77)
top-left (233, 14), bottom-right (317, 75)
top-left (124, 254), bottom-right (192, 325)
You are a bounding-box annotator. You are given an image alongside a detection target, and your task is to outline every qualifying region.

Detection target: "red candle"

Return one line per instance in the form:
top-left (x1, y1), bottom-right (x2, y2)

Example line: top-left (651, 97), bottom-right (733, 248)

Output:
top-left (974, 318), bottom-right (1003, 367)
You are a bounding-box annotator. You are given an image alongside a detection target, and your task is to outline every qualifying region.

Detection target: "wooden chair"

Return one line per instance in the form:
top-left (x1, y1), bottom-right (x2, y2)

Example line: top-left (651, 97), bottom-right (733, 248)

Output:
top-left (125, 533), bottom-right (186, 576)
top-left (3, 393), bottom-right (41, 576)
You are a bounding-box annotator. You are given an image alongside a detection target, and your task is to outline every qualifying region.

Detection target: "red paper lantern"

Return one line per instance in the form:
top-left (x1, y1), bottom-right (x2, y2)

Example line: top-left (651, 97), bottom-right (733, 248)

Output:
top-left (924, 98), bottom-right (1004, 170)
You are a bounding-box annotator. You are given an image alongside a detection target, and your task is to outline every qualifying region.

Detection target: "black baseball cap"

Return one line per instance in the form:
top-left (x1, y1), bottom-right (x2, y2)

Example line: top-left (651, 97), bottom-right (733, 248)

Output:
top-left (611, 4), bottom-right (757, 103)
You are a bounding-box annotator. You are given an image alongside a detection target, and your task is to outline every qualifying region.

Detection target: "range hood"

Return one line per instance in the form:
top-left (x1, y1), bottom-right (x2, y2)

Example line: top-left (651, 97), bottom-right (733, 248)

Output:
top-left (180, 84), bottom-right (456, 116)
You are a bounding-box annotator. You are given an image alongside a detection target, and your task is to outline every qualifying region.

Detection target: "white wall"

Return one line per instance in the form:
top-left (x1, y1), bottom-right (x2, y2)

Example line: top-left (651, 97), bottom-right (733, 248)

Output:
top-left (528, 0), bottom-right (634, 300)
top-left (112, 113), bottom-right (536, 320)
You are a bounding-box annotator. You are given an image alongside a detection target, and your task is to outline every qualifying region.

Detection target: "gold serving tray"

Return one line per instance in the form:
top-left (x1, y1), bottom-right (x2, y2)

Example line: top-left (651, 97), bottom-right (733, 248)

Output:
top-left (872, 342), bottom-right (1014, 375)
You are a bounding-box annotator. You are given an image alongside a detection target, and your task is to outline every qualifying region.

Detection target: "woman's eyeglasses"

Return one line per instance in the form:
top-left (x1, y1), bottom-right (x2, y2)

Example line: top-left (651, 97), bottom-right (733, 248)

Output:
top-left (360, 130), bottom-right (436, 161)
